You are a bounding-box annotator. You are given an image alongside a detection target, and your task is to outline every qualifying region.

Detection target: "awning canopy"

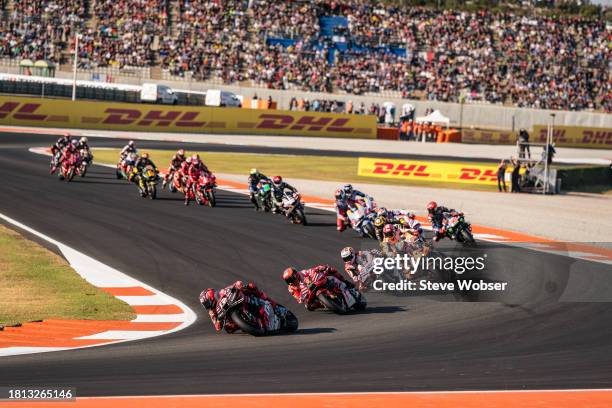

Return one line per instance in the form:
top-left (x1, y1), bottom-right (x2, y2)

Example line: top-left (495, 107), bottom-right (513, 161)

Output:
top-left (415, 110), bottom-right (450, 125)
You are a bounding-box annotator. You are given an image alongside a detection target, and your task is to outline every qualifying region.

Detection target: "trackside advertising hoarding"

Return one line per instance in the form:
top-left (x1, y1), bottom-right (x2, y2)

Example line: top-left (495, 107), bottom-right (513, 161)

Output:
top-left (0, 96), bottom-right (376, 138)
top-left (357, 157), bottom-right (501, 185)
top-left (462, 127), bottom-right (612, 148)
top-left (531, 125), bottom-right (612, 148)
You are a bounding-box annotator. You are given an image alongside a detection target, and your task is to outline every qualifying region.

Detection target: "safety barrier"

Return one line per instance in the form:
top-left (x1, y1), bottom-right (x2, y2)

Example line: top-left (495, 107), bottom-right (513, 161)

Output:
top-left (462, 126), bottom-right (612, 148)
top-left (531, 125), bottom-right (612, 148)
top-left (357, 157), bottom-right (500, 186)
top-left (0, 95), bottom-right (376, 138)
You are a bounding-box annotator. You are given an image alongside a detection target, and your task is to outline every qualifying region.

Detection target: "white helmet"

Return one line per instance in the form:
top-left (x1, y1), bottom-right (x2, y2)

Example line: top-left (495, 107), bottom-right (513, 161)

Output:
top-left (341, 247), bottom-right (355, 262)
top-left (80, 137), bottom-right (88, 144)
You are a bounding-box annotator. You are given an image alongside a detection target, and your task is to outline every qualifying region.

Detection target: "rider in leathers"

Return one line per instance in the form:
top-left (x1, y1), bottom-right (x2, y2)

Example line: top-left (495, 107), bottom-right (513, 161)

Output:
top-left (184, 155), bottom-right (210, 206)
top-left (283, 265), bottom-right (354, 310)
top-left (248, 168), bottom-right (271, 210)
top-left (427, 201), bottom-right (457, 242)
top-left (163, 149), bottom-right (186, 187)
top-left (336, 184), bottom-right (374, 232)
top-left (341, 247), bottom-right (381, 290)
top-left (50, 133), bottom-right (71, 174)
top-left (199, 281), bottom-right (280, 333)
top-left (271, 176), bottom-right (298, 215)
top-left (120, 140), bottom-right (137, 160)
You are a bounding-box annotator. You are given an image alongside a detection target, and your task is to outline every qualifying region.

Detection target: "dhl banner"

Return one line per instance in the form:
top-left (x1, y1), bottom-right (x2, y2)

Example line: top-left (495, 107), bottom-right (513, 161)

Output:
top-left (0, 96), bottom-right (376, 139)
top-left (461, 129), bottom-right (515, 145)
top-left (462, 126), bottom-right (611, 149)
top-left (532, 125), bottom-right (612, 148)
top-left (358, 157), bottom-right (500, 186)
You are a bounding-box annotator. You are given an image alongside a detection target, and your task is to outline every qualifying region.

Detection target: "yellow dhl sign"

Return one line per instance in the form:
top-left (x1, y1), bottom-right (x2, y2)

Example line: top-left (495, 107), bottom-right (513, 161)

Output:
top-left (462, 126), bottom-right (612, 149)
top-left (532, 125), bottom-right (612, 148)
top-left (0, 95), bottom-right (376, 139)
top-left (358, 157), bottom-right (501, 186)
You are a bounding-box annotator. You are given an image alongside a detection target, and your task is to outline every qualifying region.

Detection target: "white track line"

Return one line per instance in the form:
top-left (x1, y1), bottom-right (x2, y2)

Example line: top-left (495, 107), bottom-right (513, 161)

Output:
top-left (0, 210), bottom-right (197, 357)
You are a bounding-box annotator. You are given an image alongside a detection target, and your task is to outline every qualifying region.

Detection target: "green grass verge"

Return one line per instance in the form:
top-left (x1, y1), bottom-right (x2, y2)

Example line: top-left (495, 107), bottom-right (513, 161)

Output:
top-left (93, 148), bottom-right (501, 191)
top-left (0, 225), bottom-right (135, 327)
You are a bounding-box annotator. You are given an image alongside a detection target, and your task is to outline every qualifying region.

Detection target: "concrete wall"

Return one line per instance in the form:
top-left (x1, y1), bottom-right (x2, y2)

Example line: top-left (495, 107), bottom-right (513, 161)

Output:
top-left (3, 65), bottom-right (611, 132)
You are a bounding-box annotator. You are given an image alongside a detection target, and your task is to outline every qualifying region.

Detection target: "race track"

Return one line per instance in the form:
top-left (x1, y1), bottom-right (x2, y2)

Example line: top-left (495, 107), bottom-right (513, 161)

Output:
top-left (0, 132), bottom-right (611, 396)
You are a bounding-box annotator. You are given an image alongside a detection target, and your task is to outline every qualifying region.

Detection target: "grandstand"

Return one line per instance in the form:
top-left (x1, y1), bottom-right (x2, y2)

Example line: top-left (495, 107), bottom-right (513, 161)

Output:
top-left (0, 0), bottom-right (609, 112)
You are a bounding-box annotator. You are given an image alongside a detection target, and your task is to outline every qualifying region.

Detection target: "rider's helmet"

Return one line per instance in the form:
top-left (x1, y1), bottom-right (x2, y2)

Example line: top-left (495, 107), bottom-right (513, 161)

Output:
top-left (427, 201), bottom-right (437, 213)
top-left (177, 149), bottom-right (185, 157)
top-left (341, 247), bottom-right (355, 263)
top-left (383, 224), bottom-right (395, 238)
top-left (185, 157), bottom-right (192, 164)
top-left (376, 207), bottom-right (388, 218)
top-left (282, 267), bottom-right (299, 285)
top-left (408, 212), bottom-right (416, 220)
top-left (79, 137), bottom-right (88, 144)
top-left (233, 280), bottom-right (244, 290)
top-left (199, 288), bottom-right (216, 310)
top-left (191, 154), bottom-right (200, 165)
top-left (71, 139), bottom-right (79, 147)
top-left (141, 152), bottom-right (149, 160)
top-left (334, 188), bottom-right (345, 200)
top-left (343, 184), bottom-right (353, 196)
top-left (272, 176), bottom-right (282, 186)
top-left (250, 168), bottom-right (259, 176)
top-left (374, 216), bottom-right (386, 229)
top-left (128, 140), bottom-right (135, 147)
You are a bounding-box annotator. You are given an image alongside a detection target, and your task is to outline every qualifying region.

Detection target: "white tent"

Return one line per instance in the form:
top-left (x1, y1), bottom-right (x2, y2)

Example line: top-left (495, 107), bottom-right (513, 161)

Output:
top-left (415, 110), bottom-right (450, 125)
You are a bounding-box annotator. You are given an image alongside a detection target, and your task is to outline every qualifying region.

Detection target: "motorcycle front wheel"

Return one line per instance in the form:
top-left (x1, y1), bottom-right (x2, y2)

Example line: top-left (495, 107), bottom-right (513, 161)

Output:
top-left (230, 310), bottom-right (266, 336)
top-left (282, 309), bottom-right (299, 332)
top-left (293, 208), bottom-right (306, 225)
top-left (317, 292), bottom-right (348, 314)
top-left (207, 190), bottom-right (216, 207)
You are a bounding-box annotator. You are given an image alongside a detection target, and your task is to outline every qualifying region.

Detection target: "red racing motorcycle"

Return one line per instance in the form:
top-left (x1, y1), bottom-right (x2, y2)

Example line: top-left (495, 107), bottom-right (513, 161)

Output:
top-left (305, 271), bottom-right (367, 314)
top-left (58, 153), bottom-right (80, 182)
top-left (194, 173), bottom-right (217, 207)
top-left (215, 287), bottom-right (298, 336)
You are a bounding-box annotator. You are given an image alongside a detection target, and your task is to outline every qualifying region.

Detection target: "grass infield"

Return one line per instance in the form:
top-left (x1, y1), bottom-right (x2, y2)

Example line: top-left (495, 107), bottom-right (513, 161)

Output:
top-left (0, 224), bottom-right (135, 327)
top-left (93, 148), bottom-right (502, 191)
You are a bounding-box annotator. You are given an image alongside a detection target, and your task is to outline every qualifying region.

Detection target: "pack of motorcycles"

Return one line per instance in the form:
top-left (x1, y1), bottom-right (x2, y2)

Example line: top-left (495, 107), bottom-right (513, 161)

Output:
top-left (51, 149), bottom-right (474, 337)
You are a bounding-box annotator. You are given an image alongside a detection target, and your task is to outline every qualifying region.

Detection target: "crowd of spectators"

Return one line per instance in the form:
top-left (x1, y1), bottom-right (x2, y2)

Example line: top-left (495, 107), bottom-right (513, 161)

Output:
top-left (0, 0), bottom-right (86, 62)
top-left (159, 0), bottom-right (248, 81)
top-left (78, 0), bottom-right (169, 68)
top-left (0, 0), bottom-right (609, 111)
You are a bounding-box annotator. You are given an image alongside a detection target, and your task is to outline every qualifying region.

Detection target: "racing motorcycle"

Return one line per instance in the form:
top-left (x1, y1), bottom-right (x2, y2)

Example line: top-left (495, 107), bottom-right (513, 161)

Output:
top-left (76, 149), bottom-right (92, 177)
top-left (256, 179), bottom-right (273, 212)
top-left (137, 166), bottom-right (159, 199)
top-left (280, 190), bottom-right (306, 225)
top-left (306, 272), bottom-right (367, 314)
top-left (57, 153), bottom-right (80, 182)
top-left (215, 287), bottom-right (298, 336)
top-left (194, 173), bottom-right (217, 207)
top-left (116, 153), bottom-right (137, 181)
top-left (166, 170), bottom-right (185, 193)
top-left (347, 201), bottom-right (376, 239)
top-left (444, 213), bottom-right (475, 245)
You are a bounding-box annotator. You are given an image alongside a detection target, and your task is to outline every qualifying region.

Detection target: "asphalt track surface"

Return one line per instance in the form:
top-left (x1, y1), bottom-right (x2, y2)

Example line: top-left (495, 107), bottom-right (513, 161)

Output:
top-left (0, 132), bottom-right (611, 396)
